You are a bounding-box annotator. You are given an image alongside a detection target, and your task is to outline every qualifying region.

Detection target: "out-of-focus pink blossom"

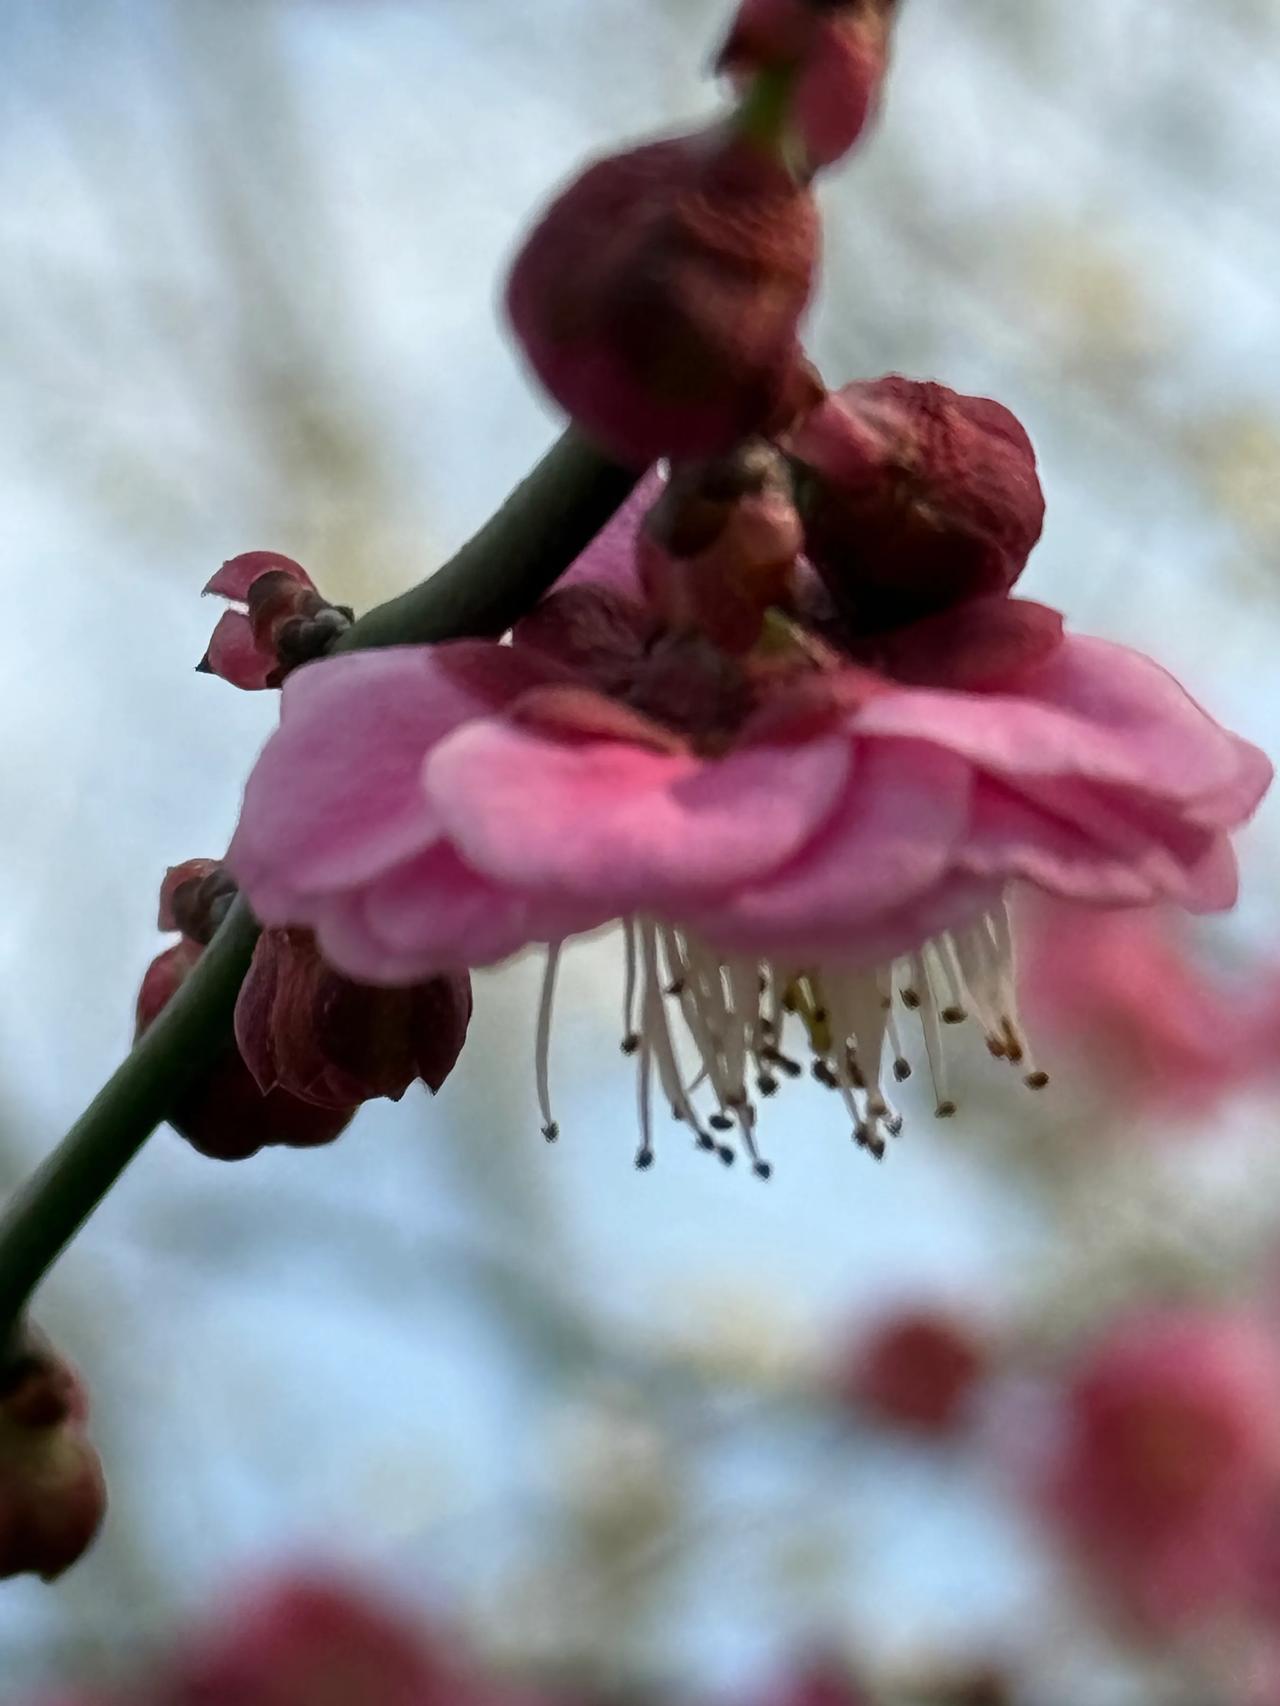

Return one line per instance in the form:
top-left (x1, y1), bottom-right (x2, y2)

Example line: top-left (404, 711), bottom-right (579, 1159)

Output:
top-left (790, 378), bottom-right (1047, 633)
top-left (842, 1307), bottom-right (987, 1435)
top-left (1019, 896), bottom-right (1276, 1116)
top-left (506, 128), bottom-right (820, 465)
top-left (148, 1575), bottom-right (494, 1706)
top-left (0, 1330), bottom-right (105, 1582)
top-left (227, 394), bottom-right (1268, 1173)
top-left (200, 553), bottom-right (352, 690)
top-left (1044, 1309), bottom-right (1280, 1630)
top-left (758, 1657), bottom-right (868, 1706)
top-left (717, 0), bottom-right (898, 170)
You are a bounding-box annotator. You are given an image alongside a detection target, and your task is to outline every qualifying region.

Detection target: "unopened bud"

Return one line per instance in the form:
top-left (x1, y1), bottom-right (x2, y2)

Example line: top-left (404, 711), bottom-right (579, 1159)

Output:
top-left (199, 553), bottom-right (353, 690)
top-left (0, 1329), bottom-right (106, 1581)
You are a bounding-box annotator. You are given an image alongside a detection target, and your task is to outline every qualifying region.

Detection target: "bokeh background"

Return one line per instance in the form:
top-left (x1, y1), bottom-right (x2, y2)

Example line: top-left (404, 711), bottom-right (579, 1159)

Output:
top-left (3, 1), bottom-right (1280, 1701)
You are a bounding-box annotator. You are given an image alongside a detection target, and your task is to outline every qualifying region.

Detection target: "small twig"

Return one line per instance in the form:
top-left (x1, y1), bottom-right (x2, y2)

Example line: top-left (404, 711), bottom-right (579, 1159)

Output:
top-left (0, 428), bottom-right (636, 1344)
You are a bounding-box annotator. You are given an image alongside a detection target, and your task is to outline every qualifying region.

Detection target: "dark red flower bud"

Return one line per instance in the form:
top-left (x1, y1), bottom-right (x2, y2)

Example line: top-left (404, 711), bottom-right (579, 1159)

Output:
top-left (234, 927), bottom-right (472, 1110)
top-left (717, 0), bottom-right (898, 170)
top-left (842, 1308), bottom-right (987, 1435)
top-left (136, 886), bottom-right (356, 1162)
top-left (638, 439), bottom-right (804, 652)
top-left (506, 127), bottom-right (820, 465)
top-left (158, 859), bottom-right (239, 944)
top-left (790, 378), bottom-right (1046, 633)
top-left (199, 553), bottom-right (353, 690)
top-left (0, 1329), bottom-right (105, 1581)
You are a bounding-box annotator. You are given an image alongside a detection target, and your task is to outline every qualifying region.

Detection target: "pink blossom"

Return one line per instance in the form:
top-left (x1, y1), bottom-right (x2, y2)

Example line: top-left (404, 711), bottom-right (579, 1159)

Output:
top-left (841, 1307), bottom-right (987, 1435)
top-left (717, 0), bottom-right (898, 170)
top-left (227, 401), bottom-right (1268, 1174)
top-left (199, 552), bottom-right (352, 690)
top-left (149, 1574), bottom-right (499, 1706)
top-left (506, 128), bottom-right (820, 465)
top-left (1043, 1309), bottom-right (1280, 1630)
top-left (1019, 896), bottom-right (1276, 1117)
top-left (0, 1330), bottom-right (105, 1582)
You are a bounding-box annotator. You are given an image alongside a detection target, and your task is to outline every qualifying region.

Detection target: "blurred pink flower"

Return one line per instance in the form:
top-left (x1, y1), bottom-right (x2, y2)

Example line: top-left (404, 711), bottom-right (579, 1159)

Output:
top-left (506, 128), bottom-right (820, 465)
top-left (199, 552), bottom-right (352, 690)
top-left (0, 1330), bottom-right (105, 1582)
top-left (1019, 897), bottom-right (1274, 1116)
top-left (758, 1658), bottom-right (868, 1706)
top-left (717, 0), bottom-right (898, 170)
top-left (148, 1575), bottom-right (497, 1706)
top-left (841, 1307), bottom-right (987, 1436)
top-left (227, 398), bottom-right (1268, 1174)
top-left (1044, 1308), bottom-right (1280, 1630)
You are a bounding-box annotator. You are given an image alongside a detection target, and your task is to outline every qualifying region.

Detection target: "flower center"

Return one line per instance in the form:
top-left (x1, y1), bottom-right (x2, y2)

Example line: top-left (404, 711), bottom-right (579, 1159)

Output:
top-left (534, 898), bottom-right (1047, 1176)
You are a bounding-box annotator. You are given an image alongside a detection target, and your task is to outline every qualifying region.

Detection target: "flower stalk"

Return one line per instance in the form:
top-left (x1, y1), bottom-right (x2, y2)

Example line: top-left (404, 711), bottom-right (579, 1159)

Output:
top-left (0, 428), bottom-right (636, 1352)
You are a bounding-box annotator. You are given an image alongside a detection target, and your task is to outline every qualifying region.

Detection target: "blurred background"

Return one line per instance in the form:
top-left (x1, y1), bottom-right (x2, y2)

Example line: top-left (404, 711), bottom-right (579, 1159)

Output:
top-left (3, 1), bottom-right (1280, 1702)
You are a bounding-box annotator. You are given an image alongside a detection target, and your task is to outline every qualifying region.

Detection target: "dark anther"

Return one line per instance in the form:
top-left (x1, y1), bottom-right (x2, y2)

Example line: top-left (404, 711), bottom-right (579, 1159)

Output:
top-left (753, 1161), bottom-right (773, 1181)
top-left (886, 1115), bottom-right (904, 1137)
top-left (665, 978), bottom-right (686, 997)
top-left (812, 1059), bottom-right (838, 1089)
top-left (620, 1033), bottom-right (640, 1055)
top-left (756, 1072), bottom-right (779, 1097)
top-left (893, 1057), bottom-right (912, 1082)
top-left (934, 1101), bottom-right (958, 1119)
top-left (635, 1149), bottom-right (655, 1171)
top-left (941, 1005), bottom-right (967, 1025)
top-left (709, 1112), bottom-right (734, 1132)
top-left (542, 1122), bottom-right (560, 1143)
top-left (696, 1132), bottom-right (717, 1152)
top-left (1025, 1070), bottom-right (1050, 1090)
top-left (717, 1146), bottom-right (736, 1166)
top-left (900, 988), bottom-right (922, 1010)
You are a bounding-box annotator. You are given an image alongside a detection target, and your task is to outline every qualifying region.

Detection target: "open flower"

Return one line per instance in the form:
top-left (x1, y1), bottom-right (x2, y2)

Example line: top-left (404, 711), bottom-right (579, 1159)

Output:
top-left (227, 386), bottom-right (1269, 1177)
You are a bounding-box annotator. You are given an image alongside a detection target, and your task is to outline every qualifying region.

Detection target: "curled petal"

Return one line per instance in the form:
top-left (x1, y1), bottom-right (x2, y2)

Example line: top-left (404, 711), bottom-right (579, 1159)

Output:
top-left (200, 610), bottom-right (273, 690)
top-left (204, 551), bottom-right (314, 602)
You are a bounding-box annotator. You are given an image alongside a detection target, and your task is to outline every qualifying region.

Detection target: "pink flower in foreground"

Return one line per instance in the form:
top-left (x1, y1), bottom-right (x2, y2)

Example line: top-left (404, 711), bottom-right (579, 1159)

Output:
top-left (199, 552), bottom-right (352, 690)
top-left (227, 389), bottom-right (1269, 1176)
top-left (0, 1330), bottom-right (105, 1581)
top-left (842, 1308), bottom-right (987, 1435)
top-left (1044, 1309), bottom-right (1280, 1630)
top-left (506, 127), bottom-right (820, 465)
top-left (1020, 896), bottom-right (1276, 1117)
top-left (150, 1575), bottom-right (485, 1706)
top-left (717, 0), bottom-right (898, 170)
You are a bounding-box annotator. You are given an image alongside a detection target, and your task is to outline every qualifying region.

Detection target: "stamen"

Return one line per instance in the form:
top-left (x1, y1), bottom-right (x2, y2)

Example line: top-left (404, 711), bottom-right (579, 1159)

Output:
top-left (536, 944), bottom-right (562, 1141)
top-left (620, 921), bottom-right (640, 1053)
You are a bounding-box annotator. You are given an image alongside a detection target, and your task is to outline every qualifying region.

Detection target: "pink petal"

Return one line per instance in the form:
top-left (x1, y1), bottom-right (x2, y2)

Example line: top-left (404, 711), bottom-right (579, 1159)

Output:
top-left (204, 551), bottom-right (314, 602)
top-left (202, 610), bottom-right (273, 690)
top-left (856, 637), bottom-right (1254, 809)
top-left (557, 469), bottom-right (665, 597)
top-left (424, 720), bottom-right (851, 905)
top-left (360, 845), bottom-right (607, 973)
top-left (957, 781), bottom-right (1166, 906)
top-left (229, 644), bottom-right (549, 918)
top-left (692, 739), bottom-right (972, 955)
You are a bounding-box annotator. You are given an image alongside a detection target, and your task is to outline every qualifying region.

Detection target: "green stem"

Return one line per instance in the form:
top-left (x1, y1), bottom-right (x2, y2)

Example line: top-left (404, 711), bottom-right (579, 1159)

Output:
top-left (0, 428), bottom-right (636, 1342)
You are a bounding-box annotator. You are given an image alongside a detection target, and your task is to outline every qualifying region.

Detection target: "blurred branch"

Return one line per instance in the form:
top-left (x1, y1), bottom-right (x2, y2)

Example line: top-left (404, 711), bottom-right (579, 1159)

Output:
top-left (0, 427), bottom-right (636, 1350)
